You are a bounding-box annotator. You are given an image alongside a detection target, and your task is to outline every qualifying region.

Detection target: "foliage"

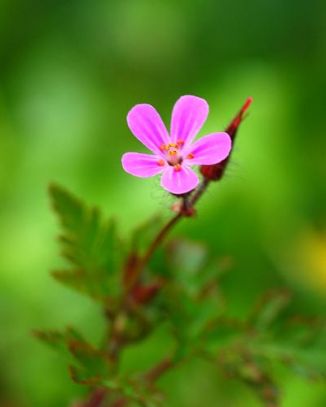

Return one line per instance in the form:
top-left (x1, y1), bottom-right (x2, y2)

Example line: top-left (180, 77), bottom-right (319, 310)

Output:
top-left (49, 184), bottom-right (121, 303)
top-left (35, 184), bottom-right (326, 407)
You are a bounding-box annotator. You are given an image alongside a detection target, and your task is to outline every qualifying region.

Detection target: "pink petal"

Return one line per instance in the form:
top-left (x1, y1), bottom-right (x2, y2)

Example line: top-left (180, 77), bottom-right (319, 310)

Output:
top-left (122, 153), bottom-right (165, 178)
top-left (184, 132), bottom-right (232, 165)
top-left (170, 95), bottom-right (209, 146)
top-left (127, 104), bottom-right (170, 154)
top-left (161, 165), bottom-right (199, 195)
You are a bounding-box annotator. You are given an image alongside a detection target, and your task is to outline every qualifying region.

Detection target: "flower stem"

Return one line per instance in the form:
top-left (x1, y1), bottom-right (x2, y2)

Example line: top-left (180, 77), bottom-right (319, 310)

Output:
top-left (139, 178), bottom-right (210, 270)
top-left (74, 388), bottom-right (107, 407)
top-left (141, 212), bottom-right (182, 267)
top-left (190, 178), bottom-right (210, 206)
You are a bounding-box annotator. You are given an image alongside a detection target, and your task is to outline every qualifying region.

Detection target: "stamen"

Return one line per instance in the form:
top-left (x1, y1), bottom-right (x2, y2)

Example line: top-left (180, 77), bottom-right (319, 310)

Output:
top-left (187, 153), bottom-right (194, 159)
top-left (176, 140), bottom-right (184, 147)
top-left (168, 149), bottom-right (177, 156)
top-left (157, 159), bottom-right (165, 166)
top-left (174, 164), bottom-right (182, 172)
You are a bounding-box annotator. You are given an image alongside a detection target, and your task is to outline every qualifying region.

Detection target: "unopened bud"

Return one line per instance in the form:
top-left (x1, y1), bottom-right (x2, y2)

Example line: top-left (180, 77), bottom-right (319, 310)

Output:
top-left (201, 97), bottom-right (253, 181)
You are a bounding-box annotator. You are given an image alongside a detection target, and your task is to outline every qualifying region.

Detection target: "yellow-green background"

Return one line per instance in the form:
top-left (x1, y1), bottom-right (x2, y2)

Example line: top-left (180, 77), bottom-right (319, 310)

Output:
top-left (0, 0), bottom-right (325, 406)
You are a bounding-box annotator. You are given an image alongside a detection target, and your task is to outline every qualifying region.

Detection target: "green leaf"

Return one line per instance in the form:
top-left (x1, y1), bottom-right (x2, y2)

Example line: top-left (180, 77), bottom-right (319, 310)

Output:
top-left (239, 362), bottom-right (279, 407)
top-left (248, 289), bottom-right (291, 331)
top-left (256, 318), bottom-right (326, 380)
top-left (243, 290), bottom-right (326, 381)
top-left (218, 348), bottom-right (279, 407)
top-left (36, 326), bottom-right (112, 385)
top-left (69, 364), bottom-right (103, 386)
top-left (49, 183), bottom-right (121, 301)
top-left (202, 318), bottom-right (242, 351)
top-left (33, 329), bottom-right (66, 351)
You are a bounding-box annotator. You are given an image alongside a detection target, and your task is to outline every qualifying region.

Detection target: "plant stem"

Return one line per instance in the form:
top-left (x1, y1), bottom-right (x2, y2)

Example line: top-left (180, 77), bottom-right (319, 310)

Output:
top-left (140, 178), bottom-right (210, 271)
top-left (190, 178), bottom-right (210, 206)
top-left (75, 388), bottom-right (107, 407)
top-left (144, 357), bottom-right (174, 384)
top-left (141, 212), bottom-right (182, 267)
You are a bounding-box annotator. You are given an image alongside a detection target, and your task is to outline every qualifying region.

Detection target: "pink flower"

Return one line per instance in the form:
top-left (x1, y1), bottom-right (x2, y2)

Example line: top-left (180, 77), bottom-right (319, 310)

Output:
top-left (121, 95), bottom-right (232, 195)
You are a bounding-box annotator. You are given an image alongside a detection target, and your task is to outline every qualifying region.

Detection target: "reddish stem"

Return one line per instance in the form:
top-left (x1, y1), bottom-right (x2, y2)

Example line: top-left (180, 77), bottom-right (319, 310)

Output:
top-left (141, 213), bottom-right (182, 267)
top-left (144, 357), bottom-right (174, 384)
top-left (75, 388), bottom-right (107, 407)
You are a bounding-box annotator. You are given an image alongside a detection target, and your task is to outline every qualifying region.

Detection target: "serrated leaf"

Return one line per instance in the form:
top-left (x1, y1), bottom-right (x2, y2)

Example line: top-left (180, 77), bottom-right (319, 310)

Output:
top-left (49, 184), bottom-right (121, 301)
top-left (69, 341), bottom-right (108, 373)
top-left (69, 364), bottom-right (103, 386)
top-left (253, 319), bottom-right (326, 380)
top-left (36, 326), bottom-right (111, 383)
top-left (240, 363), bottom-right (279, 407)
top-left (51, 269), bottom-right (111, 300)
top-left (33, 329), bottom-right (66, 350)
top-left (65, 328), bottom-right (111, 379)
top-left (218, 349), bottom-right (279, 407)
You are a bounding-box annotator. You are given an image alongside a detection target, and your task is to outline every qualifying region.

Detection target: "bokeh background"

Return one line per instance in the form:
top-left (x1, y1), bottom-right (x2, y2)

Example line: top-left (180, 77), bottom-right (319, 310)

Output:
top-left (0, 0), bottom-right (326, 406)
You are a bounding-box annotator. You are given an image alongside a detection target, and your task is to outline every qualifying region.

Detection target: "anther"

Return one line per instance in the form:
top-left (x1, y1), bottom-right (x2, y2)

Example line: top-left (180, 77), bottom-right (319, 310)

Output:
top-left (174, 164), bottom-right (182, 172)
top-left (157, 159), bottom-right (165, 166)
top-left (187, 153), bottom-right (194, 159)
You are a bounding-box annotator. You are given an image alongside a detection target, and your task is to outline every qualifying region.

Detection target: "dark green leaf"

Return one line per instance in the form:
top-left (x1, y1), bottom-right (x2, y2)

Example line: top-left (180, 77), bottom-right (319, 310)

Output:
top-left (33, 329), bottom-right (66, 351)
top-left (49, 183), bottom-right (121, 301)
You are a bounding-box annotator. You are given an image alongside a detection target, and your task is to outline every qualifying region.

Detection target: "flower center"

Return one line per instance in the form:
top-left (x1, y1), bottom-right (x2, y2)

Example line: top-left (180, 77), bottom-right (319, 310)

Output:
top-left (167, 146), bottom-right (182, 166)
top-left (160, 141), bottom-right (184, 167)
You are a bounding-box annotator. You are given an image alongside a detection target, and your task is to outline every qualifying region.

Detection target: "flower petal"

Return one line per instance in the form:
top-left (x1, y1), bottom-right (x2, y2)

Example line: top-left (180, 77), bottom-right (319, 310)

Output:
top-left (122, 153), bottom-right (165, 178)
top-left (170, 95), bottom-right (209, 146)
top-left (161, 165), bottom-right (199, 195)
top-left (127, 104), bottom-right (170, 154)
top-left (184, 132), bottom-right (232, 165)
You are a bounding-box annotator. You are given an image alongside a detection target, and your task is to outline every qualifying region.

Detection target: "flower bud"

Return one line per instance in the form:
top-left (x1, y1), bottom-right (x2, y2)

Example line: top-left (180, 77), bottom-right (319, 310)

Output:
top-left (201, 97), bottom-right (253, 181)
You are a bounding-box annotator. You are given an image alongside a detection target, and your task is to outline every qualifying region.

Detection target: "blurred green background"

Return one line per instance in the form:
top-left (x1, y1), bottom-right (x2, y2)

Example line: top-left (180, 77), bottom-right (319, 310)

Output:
top-left (0, 0), bottom-right (326, 406)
